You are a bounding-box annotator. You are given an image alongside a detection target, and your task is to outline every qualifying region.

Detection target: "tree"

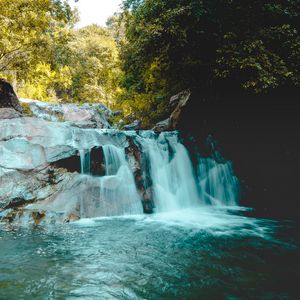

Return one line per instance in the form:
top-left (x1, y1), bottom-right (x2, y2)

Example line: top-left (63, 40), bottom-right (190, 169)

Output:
top-left (57, 25), bottom-right (123, 107)
top-left (117, 0), bottom-right (300, 125)
top-left (0, 0), bottom-right (74, 77)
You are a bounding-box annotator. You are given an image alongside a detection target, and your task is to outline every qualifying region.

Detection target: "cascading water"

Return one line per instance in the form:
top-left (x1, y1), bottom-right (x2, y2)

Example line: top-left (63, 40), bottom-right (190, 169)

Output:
top-left (79, 149), bottom-right (91, 174)
top-left (98, 145), bottom-right (143, 215)
top-left (137, 133), bottom-right (200, 212)
top-left (197, 158), bottom-right (239, 206)
top-left (51, 130), bottom-right (239, 219)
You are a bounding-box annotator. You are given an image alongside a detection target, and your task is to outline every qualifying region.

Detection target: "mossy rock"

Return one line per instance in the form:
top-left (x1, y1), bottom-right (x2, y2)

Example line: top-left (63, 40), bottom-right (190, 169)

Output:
top-left (21, 102), bottom-right (33, 117)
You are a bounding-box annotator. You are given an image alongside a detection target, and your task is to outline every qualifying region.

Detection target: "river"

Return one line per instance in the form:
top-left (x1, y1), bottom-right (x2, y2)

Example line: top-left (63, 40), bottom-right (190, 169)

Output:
top-left (1, 207), bottom-right (299, 299)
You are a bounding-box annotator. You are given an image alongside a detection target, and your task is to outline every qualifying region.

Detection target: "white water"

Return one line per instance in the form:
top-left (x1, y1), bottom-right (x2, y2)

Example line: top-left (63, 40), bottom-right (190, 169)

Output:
top-left (32, 131), bottom-right (239, 218)
top-left (79, 149), bottom-right (91, 174)
top-left (98, 145), bottom-right (143, 215)
top-left (79, 132), bottom-right (239, 217)
top-left (137, 133), bottom-right (200, 212)
top-left (197, 158), bottom-right (239, 206)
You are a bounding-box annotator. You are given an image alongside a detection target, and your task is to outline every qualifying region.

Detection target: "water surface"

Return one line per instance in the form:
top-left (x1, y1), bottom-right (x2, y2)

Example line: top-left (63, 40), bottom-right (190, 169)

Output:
top-left (0, 208), bottom-right (299, 299)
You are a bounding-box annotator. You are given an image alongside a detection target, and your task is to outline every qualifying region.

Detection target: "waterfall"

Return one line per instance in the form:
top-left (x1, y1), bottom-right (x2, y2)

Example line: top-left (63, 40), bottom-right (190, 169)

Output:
top-left (67, 131), bottom-right (239, 218)
top-left (137, 133), bottom-right (200, 212)
top-left (77, 145), bottom-right (143, 217)
top-left (79, 149), bottom-right (91, 174)
top-left (197, 158), bottom-right (239, 206)
top-left (102, 145), bottom-right (124, 175)
top-left (99, 145), bottom-right (143, 215)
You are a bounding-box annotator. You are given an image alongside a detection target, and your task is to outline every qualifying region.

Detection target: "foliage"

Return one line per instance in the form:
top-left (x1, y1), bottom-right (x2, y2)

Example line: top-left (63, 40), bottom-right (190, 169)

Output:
top-left (18, 63), bottom-right (72, 101)
top-left (0, 0), bottom-right (73, 77)
top-left (20, 102), bottom-right (33, 117)
top-left (116, 0), bottom-right (300, 125)
top-left (0, 1), bottom-right (121, 107)
top-left (65, 25), bottom-right (123, 107)
top-left (1, 0), bottom-right (299, 127)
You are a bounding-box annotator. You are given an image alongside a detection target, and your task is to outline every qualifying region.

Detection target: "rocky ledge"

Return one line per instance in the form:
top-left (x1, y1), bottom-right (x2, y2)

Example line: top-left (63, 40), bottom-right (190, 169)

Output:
top-left (0, 80), bottom-right (151, 225)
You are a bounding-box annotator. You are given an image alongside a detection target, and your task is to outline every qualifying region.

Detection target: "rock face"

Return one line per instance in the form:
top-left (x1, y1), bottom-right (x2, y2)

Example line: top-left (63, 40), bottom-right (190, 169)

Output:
top-left (0, 116), bottom-right (143, 224)
top-left (124, 119), bottom-right (141, 131)
top-left (0, 83), bottom-right (133, 224)
top-left (0, 79), bottom-right (23, 112)
top-left (0, 107), bottom-right (22, 119)
top-left (125, 137), bottom-right (154, 213)
top-left (153, 90), bottom-right (190, 133)
top-left (20, 99), bottom-right (112, 129)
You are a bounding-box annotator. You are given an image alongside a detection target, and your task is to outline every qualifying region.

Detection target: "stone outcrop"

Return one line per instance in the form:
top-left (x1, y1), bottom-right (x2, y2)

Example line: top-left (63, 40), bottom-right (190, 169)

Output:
top-left (125, 137), bottom-right (154, 214)
top-left (20, 99), bottom-right (112, 129)
top-left (0, 114), bottom-right (145, 224)
top-left (0, 79), bottom-right (23, 112)
top-left (0, 107), bottom-right (22, 119)
top-left (124, 119), bottom-right (141, 131)
top-left (153, 90), bottom-right (190, 133)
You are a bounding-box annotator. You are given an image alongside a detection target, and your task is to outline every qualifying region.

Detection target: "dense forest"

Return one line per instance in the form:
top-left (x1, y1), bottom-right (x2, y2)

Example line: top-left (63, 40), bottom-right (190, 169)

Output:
top-left (0, 0), bottom-right (122, 108)
top-left (1, 0), bottom-right (299, 126)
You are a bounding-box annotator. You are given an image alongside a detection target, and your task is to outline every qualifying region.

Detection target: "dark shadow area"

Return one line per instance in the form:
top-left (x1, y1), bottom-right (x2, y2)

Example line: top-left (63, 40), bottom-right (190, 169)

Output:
top-left (90, 147), bottom-right (106, 176)
top-left (52, 147), bottom-right (105, 176)
top-left (179, 86), bottom-right (300, 219)
top-left (52, 154), bottom-right (81, 173)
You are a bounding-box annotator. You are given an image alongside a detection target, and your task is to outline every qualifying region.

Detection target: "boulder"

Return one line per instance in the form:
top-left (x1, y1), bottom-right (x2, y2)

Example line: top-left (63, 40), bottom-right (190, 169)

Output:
top-left (19, 99), bottom-right (112, 129)
top-left (152, 118), bottom-right (171, 133)
top-left (125, 136), bottom-right (154, 213)
top-left (153, 90), bottom-right (190, 132)
top-left (0, 107), bottom-right (22, 119)
top-left (0, 79), bottom-right (23, 113)
top-left (0, 115), bottom-right (145, 223)
top-left (0, 166), bottom-right (74, 210)
top-left (124, 119), bottom-right (141, 131)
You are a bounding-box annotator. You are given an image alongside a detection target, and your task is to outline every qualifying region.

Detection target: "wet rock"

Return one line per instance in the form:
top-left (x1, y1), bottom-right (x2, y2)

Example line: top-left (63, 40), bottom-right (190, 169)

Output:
top-left (90, 147), bottom-right (106, 176)
top-left (4, 198), bottom-right (35, 210)
top-left (0, 113), bottom-right (157, 223)
top-left (152, 118), bottom-right (171, 133)
top-left (0, 108), bottom-right (22, 119)
top-left (0, 79), bottom-right (23, 112)
top-left (64, 213), bottom-right (80, 223)
top-left (31, 211), bottom-right (46, 225)
top-left (0, 167), bottom-right (74, 210)
top-left (153, 90), bottom-right (191, 132)
top-left (52, 154), bottom-right (81, 173)
top-left (124, 120), bottom-right (141, 131)
top-left (19, 99), bottom-right (112, 129)
top-left (125, 137), bottom-right (154, 213)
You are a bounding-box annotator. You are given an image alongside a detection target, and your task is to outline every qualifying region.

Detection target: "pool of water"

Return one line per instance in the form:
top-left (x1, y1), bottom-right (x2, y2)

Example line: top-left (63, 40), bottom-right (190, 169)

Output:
top-left (0, 207), bottom-right (299, 299)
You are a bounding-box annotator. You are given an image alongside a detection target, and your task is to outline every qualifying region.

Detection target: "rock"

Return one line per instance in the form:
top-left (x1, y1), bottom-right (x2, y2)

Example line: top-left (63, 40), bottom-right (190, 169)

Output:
top-left (0, 115), bottom-right (144, 223)
top-left (125, 137), bottom-right (154, 213)
top-left (64, 213), bottom-right (80, 223)
top-left (124, 119), bottom-right (141, 131)
top-left (0, 79), bottom-right (23, 113)
top-left (152, 118), bottom-right (171, 133)
top-left (90, 147), bottom-right (106, 176)
top-left (153, 90), bottom-right (191, 132)
top-left (0, 108), bottom-right (22, 119)
top-left (52, 154), bottom-right (81, 173)
top-left (31, 211), bottom-right (46, 225)
top-left (63, 104), bottom-right (111, 128)
top-left (112, 110), bottom-right (122, 117)
top-left (0, 166), bottom-right (74, 210)
top-left (19, 99), bottom-right (112, 129)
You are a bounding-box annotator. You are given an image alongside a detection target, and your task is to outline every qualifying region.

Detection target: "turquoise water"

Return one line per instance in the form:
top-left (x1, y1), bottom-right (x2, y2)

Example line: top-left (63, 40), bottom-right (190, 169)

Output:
top-left (0, 208), bottom-right (299, 299)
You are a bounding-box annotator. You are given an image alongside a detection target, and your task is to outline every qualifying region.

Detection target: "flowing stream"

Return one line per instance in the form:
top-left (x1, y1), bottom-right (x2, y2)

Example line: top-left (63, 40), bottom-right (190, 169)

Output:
top-left (73, 131), bottom-right (240, 218)
top-left (0, 130), bottom-right (299, 299)
top-left (0, 209), bottom-right (299, 299)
